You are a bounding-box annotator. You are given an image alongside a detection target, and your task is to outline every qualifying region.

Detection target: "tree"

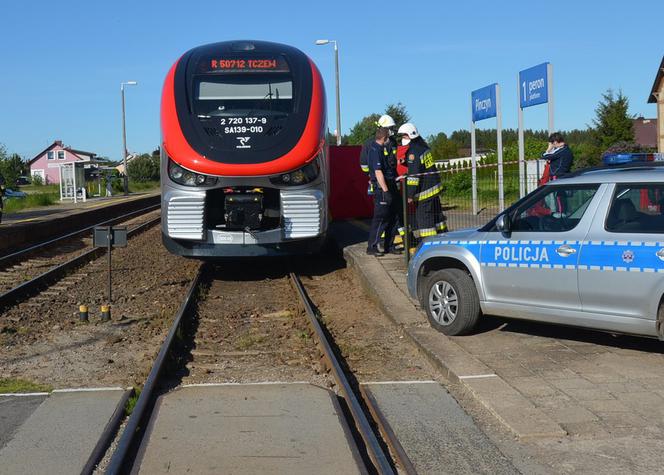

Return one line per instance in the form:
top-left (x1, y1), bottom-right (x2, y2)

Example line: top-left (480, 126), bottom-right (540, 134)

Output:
top-left (0, 145), bottom-right (26, 187)
top-left (127, 153), bottom-right (160, 182)
top-left (346, 113), bottom-right (381, 145)
top-left (428, 132), bottom-right (458, 161)
top-left (346, 103), bottom-right (411, 145)
top-left (384, 102), bottom-right (410, 128)
top-left (592, 89), bottom-right (634, 150)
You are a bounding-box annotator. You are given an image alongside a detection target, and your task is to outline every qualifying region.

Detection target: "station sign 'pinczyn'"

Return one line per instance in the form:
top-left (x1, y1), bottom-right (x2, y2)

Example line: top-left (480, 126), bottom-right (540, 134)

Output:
top-left (519, 62), bottom-right (549, 108)
top-left (471, 83), bottom-right (498, 122)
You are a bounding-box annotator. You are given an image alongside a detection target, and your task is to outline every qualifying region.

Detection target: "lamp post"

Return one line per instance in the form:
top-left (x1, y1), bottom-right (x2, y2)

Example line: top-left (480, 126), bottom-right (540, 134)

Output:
top-left (315, 39), bottom-right (341, 145)
top-left (120, 81), bottom-right (138, 196)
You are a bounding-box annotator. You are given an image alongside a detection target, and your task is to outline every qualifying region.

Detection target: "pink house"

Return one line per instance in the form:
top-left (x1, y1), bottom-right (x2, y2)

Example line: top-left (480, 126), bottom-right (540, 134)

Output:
top-left (28, 140), bottom-right (97, 184)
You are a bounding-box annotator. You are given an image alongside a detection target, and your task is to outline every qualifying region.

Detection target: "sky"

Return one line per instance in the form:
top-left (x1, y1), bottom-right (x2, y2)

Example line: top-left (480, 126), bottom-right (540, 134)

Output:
top-left (0, 0), bottom-right (661, 161)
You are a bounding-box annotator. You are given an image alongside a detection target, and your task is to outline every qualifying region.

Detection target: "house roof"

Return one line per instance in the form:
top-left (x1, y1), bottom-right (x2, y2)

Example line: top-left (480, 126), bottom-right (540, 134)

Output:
top-left (67, 148), bottom-right (96, 158)
top-left (633, 117), bottom-right (657, 148)
top-left (648, 56), bottom-right (664, 103)
top-left (27, 140), bottom-right (97, 166)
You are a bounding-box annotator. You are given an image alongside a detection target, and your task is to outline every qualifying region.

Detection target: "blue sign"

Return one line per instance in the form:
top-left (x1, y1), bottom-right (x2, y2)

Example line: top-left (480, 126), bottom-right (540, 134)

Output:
top-left (471, 83), bottom-right (497, 122)
top-left (519, 62), bottom-right (549, 109)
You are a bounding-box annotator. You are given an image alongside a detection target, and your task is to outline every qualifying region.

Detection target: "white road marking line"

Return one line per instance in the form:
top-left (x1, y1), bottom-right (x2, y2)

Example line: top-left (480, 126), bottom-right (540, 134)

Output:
top-left (181, 381), bottom-right (311, 387)
top-left (0, 392), bottom-right (50, 397)
top-left (361, 380), bottom-right (438, 385)
top-left (458, 374), bottom-right (497, 380)
top-left (53, 387), bottom-right (125, 393)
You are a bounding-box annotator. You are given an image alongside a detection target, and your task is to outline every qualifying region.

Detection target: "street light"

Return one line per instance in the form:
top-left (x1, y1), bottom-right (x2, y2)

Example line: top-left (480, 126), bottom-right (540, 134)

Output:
top-left (315, 39), bottom-right (341, 146)
top-left (120, 81), bottom-right (138, 196)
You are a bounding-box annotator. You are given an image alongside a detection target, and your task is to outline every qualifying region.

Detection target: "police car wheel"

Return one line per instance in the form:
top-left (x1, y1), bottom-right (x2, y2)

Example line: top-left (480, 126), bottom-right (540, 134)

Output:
top-left (423, 269), bottom-right (480, 336)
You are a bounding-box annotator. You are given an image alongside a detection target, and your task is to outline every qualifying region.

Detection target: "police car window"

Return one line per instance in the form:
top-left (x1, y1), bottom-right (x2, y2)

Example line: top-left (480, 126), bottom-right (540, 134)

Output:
top-left (605, 184), bottom-right (664, 234)
top-left (511, 185), bottom-right (599, 232)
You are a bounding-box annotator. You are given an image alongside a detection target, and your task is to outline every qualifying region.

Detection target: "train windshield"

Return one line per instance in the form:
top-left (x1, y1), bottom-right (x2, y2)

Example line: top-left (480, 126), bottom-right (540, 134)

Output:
top-left (194, 76), bottom-right (293, 118)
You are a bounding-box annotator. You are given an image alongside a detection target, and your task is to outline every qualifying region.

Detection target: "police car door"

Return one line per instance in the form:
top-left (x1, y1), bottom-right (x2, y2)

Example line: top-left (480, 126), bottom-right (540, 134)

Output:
top-left (579, 182), bottom-right (664, 323)
top-left (481, 183), bottom-right (602, 311)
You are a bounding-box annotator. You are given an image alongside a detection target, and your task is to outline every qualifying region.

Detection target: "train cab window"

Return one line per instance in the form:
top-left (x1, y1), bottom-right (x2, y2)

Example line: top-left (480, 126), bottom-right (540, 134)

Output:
top-left (194, 77), bottom-right (294, 118)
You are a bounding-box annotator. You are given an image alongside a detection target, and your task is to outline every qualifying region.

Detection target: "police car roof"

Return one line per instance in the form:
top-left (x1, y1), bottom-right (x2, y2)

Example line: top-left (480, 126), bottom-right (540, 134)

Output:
top-left (552, 166), bottom-right (664, 185)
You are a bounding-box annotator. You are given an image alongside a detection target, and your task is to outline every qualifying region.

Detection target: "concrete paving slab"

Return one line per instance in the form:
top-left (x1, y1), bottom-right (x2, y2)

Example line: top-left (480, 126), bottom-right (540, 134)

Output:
top-left (342, 238), bottom-right (567, 440)
top-left (0, 388), bottom-right (127, 474)
top-left (134, 383), bottom-right (364, 474)
top-left (0, 395), bottom-right (47, 450)
top-left (363, 382), bottom-right (517, 474)
top-left (462, 377), bottom-right (567, 439)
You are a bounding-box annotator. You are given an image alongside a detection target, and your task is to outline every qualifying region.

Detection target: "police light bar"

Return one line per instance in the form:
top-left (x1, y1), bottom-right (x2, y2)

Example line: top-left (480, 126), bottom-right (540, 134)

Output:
top-left (602, 153), bottom-right (664, 166)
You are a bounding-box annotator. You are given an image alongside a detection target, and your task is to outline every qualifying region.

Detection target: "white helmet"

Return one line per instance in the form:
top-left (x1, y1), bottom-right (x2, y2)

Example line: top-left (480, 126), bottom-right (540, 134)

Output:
top-left (398, 123), bottom-right (419, 139)
top-left (377, 114), bottom-right (396, 128)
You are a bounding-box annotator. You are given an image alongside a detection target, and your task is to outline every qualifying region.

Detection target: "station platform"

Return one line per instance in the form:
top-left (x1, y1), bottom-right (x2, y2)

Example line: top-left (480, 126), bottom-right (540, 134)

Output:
top-left (334, 219), bottom-right (664, 473)
top-left (0, 388), bottom-right (129, 474)
top-left (134, 383), bottom-right (365, 474)
top-left (362, 381), bottom-right (515, 474)
top-left (0, 191), bottom-right (160, 254)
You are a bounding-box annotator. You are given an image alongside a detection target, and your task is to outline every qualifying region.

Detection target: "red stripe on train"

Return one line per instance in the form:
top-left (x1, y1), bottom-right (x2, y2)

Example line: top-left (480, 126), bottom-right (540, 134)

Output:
top-left (160, 58), bottom-right (325, 177)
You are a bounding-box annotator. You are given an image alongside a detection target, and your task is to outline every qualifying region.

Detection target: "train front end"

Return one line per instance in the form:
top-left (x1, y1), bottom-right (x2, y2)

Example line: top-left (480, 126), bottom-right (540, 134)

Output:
top-left (160, 40), bottom-right (328, 257)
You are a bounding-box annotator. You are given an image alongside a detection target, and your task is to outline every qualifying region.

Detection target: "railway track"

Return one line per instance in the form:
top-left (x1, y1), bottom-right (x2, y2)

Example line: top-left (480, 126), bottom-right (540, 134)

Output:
top-left (0, 208), bottom-right (161, 312)
top-left (102, 264), bottom-right (413, 475)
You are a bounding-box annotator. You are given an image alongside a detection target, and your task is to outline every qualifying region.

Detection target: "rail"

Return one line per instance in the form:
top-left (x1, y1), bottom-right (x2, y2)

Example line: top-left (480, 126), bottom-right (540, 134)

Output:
top-left (105, 263), bottom-right (205, 475)
top-left (0, 215), bottom-right (161, 312)
top-left (0, 203), bottom-right (160, 268)
top-left (289, 272), bottom-right (395, 475)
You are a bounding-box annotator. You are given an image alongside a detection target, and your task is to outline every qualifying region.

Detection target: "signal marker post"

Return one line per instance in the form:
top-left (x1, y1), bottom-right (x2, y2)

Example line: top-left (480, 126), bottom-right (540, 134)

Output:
top-left (471, 83), bottom-right (504, 214)
top-left (93, 226), bottom-right (128, 306)
top-left (517, 62), bottom-right (554, 197)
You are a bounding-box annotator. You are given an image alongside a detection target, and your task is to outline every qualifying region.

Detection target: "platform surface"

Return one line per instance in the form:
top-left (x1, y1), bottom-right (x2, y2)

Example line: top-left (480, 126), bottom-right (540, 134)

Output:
top-left (0, 388), bottom-right (126, 474)
top-left (0, 394), bottom-right (47, 450)
top-left (363, 381), bottom-right (516, 474)
top-left (135, 383), bottom-right (364, 474)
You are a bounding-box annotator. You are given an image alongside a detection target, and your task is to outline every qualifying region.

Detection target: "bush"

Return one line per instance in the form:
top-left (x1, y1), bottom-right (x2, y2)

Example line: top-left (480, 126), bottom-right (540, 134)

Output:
top-left (31, 174), bottom-right (44, 186)
top-left (127, 154), bottom-right (160, 182)
top-left (445, 171), bottom-right (472, 195)
top-left (601, 141), bottom-right (650, 156)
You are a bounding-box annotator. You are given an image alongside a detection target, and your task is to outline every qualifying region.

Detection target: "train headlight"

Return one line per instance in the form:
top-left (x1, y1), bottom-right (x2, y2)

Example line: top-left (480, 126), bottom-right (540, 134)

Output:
top-left (270, 158), bottom-right (320, 186)
top-left (168, 159), bottom-right (218, 187)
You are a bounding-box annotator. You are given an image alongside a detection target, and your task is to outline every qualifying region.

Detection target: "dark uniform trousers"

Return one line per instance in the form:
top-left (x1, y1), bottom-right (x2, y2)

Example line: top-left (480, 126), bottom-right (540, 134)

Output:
top-left (368, 181), bottom-right (399, 252)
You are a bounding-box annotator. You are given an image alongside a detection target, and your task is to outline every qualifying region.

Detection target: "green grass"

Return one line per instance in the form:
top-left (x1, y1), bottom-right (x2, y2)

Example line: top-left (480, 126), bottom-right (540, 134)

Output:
top-left (125, 387), bottom-right (141, 415)
top-left (17, 184), bottom-right (60, 195)
top-left (3, 192), bottom-right (59, 214)
top-left (0, 378), bottom-right (52, 394)
top-left (128, 180), bottom-right (160, 193)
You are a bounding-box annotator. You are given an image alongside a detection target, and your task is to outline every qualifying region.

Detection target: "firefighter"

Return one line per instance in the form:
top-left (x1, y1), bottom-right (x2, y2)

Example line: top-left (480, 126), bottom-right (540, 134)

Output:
top-left (398, 123), bottom-right (447, 242)
top-left (366, 127), bottom-right (400, 256)
top-left (360, 114), bottom-right (397, 177)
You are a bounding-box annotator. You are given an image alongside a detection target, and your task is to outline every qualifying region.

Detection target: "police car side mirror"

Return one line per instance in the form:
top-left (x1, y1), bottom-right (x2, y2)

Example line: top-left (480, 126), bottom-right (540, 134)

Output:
top-left (496, 214), bottom-right (511, 234)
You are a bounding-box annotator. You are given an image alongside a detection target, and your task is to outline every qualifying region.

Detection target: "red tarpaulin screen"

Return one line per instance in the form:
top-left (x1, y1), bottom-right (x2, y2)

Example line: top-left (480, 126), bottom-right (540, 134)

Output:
top-left (329, 145), bottom-right (373, 220)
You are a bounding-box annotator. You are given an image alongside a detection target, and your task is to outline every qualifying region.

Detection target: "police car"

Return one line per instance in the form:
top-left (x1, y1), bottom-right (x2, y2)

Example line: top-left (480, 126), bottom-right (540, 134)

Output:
top-left (407, 153), bottom-right (664, 339)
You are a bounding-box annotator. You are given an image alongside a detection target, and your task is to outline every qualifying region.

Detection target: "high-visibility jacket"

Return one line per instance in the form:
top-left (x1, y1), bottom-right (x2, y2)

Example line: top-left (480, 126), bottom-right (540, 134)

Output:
top-left (406, 142), bottom-right (442, 201)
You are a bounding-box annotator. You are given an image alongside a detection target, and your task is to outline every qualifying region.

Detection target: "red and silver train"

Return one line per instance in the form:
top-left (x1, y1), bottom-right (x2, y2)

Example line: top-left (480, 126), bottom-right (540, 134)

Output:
top-left (160, 40), bottom-right (328, 257)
